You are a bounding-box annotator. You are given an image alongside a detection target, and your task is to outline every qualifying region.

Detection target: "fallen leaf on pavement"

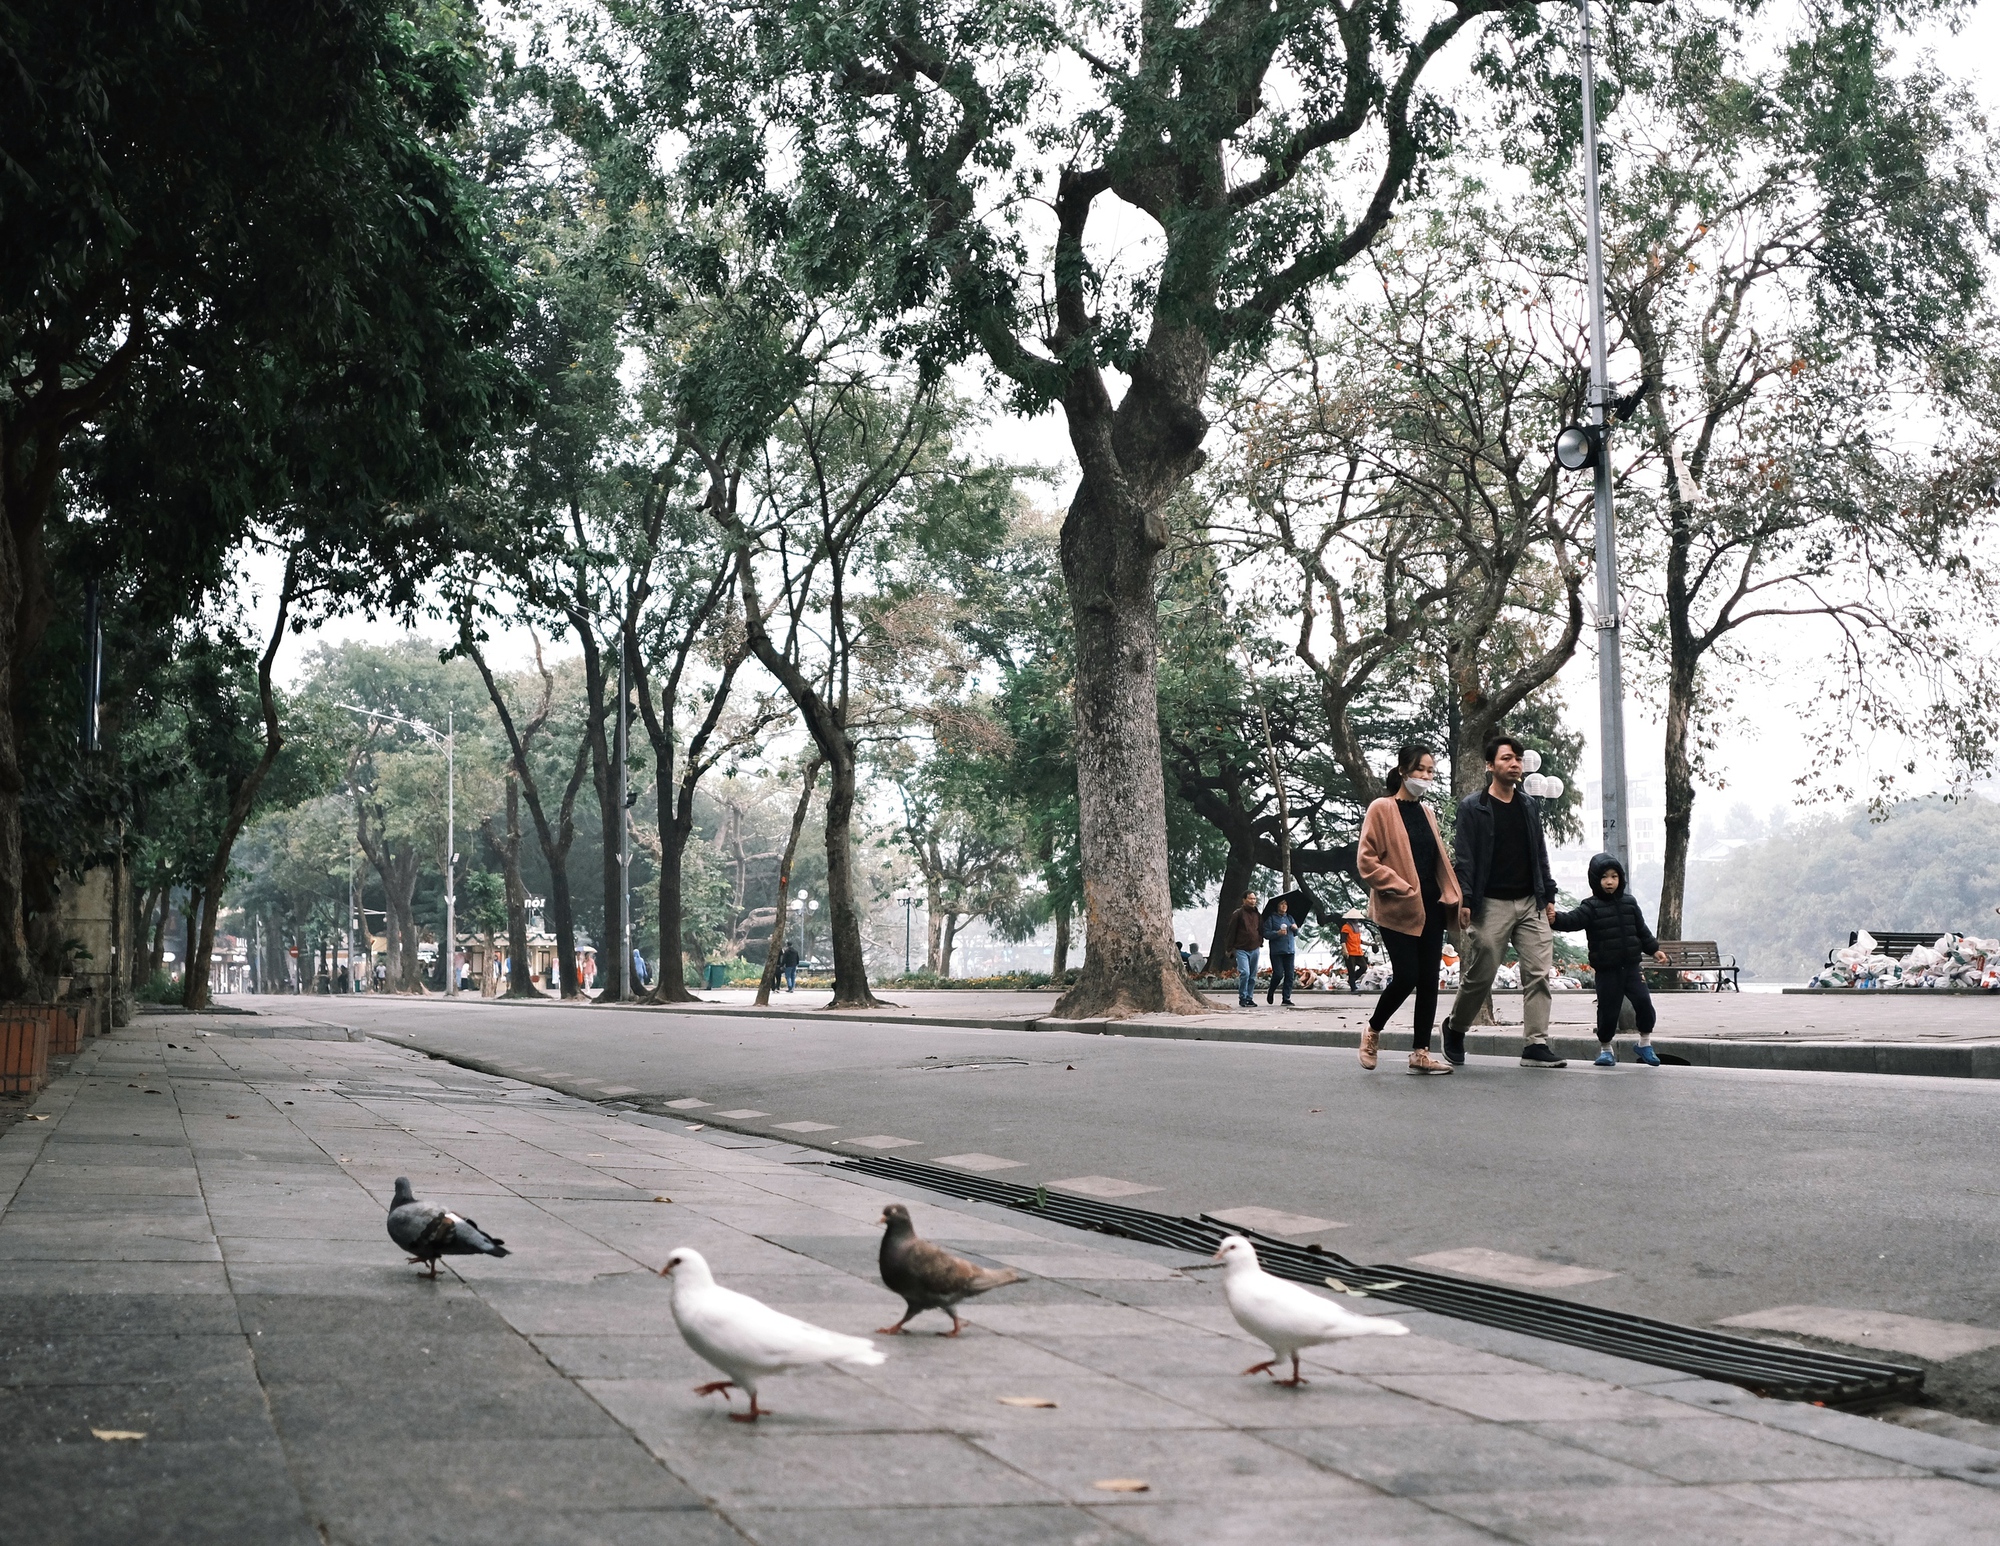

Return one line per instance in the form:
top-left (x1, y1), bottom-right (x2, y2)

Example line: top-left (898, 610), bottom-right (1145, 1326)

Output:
top-left (92, 1429), bottom-right (146, 1441)
top-left (997, 1396), bottom-right (1057, 1408)
top-left (653, 1195), bottom-right (673, 1203)
top-left (1093, 1478), bottom-right (1149, 1492)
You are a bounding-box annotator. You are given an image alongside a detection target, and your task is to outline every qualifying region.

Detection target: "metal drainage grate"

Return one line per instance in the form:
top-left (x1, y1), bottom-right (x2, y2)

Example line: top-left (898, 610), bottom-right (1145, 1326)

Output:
top-left (832, 1154), bottom-right (1922, 1409)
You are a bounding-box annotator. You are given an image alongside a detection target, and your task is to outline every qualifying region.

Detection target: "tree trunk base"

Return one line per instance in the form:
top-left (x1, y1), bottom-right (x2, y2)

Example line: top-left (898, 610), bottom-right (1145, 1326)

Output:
top-left (501, 986), bottom-right (549, 1000)
top-left (824, 991), bottom-right (892, 1010)
top-left (643, 985), bottom-right (704, 1006)
top-left (1048, 964), bottom-right (1207, 1020)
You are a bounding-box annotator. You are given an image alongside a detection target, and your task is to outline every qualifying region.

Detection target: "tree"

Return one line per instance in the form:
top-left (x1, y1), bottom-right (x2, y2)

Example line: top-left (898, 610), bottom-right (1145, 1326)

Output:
top-left (698, 352), bottom-right (1008, 1006)
top-left (1213, 218), bottom-right (1591, 810)
top-left (1506, 6), bottom-right (2000, 933)
top-left (622, 0), bottom-right (1551, 1015)
top-left (1, 0), bottom-right (517, 997)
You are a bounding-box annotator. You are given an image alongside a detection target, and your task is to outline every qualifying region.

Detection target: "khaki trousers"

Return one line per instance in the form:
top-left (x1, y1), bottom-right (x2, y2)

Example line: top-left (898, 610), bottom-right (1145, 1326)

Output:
top-left (1449, 895), bottom-right (1554, 1043)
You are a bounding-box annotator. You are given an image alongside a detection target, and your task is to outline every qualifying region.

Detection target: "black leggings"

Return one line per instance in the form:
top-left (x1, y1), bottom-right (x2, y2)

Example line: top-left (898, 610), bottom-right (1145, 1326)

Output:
top-left (1370, 916), bottom-right (1446, 1049)
top-left (1594, 962), bottom-right (1657, 1043)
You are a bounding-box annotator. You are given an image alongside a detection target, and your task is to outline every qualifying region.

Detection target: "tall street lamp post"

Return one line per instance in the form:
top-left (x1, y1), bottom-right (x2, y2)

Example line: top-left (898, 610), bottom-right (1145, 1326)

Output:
top-left (1553, 0), bottom-right (1631, 868)
top-left (892, 887), bottom-right (916, 974)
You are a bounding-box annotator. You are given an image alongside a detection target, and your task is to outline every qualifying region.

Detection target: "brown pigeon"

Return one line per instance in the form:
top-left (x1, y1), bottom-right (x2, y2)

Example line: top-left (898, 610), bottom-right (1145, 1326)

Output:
top-left (876, 1203), bottom-right (1024, 1336)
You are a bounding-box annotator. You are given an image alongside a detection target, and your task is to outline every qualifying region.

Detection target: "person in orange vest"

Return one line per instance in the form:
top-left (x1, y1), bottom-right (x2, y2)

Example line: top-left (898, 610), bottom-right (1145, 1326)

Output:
top-left (1339, 918), bottom-right (1369, 991)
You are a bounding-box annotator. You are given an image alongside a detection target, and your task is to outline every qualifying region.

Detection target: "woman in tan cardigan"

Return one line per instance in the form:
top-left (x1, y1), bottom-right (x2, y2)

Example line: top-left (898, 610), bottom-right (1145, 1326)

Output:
top-left (1356, 744), bottom-right (1463, 1074)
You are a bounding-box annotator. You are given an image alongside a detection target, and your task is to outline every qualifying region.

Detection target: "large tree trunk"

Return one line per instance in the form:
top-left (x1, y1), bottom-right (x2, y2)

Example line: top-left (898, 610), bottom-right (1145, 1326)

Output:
top-left (820, 751), bottom-right (877, 1006)
top-left (1657, 656), bottom-right (1699, 940)
top-left (494, 783), bottom-right (541, 996)
top-left (1050, 454), bottom-right (1206, 1019)
top-left (940, 913), bottom-right (961, 978)
top-left (1051, 905), bottom-right (1071, 979)
top-left (924, 874), bottom-right (945, 974)
top-left (1205, 833), bottom-right (1257, 979)
top-left (754, 758), bottom-right (822, 1007)
top-left (573, 620), bottom-right (630, 1004)
top-left (653, 796), bottom-right (698, 1002)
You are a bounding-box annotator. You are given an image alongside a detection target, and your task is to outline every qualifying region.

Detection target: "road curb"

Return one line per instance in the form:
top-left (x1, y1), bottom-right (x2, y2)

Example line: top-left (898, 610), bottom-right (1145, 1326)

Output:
top-left (1017, 1017), bottom-right (2000, 1079)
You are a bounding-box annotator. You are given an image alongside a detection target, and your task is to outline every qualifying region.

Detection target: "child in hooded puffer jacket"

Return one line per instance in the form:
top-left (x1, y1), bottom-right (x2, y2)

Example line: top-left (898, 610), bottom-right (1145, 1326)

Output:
top-left (1553, 854), bottom-right (1670, 1067)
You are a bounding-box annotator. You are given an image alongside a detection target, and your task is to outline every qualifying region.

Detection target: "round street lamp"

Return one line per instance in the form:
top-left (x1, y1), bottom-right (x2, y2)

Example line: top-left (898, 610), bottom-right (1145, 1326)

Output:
top-left (1554, 423), bottom-right (1602, 472)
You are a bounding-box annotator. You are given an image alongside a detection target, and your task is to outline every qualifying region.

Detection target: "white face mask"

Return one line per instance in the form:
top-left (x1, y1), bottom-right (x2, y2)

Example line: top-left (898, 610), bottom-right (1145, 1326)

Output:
top-left (1402, 775), bottom-right (1433, 797)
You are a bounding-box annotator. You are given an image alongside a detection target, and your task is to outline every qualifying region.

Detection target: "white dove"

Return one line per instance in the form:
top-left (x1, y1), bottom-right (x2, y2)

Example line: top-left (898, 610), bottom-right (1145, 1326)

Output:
top-left (659, 1246), bottom-right (886, 1421)
top-left (1215, 1234), bottom-right (1409, 1385)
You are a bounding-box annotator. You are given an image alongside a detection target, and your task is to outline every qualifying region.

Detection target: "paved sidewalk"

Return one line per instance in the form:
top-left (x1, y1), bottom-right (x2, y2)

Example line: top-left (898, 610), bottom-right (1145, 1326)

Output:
top-left (3, 1020), bottom-right (1998, 1544)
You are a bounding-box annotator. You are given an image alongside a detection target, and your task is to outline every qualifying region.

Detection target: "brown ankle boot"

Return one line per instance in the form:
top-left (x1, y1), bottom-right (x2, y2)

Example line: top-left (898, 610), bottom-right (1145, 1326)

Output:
top-left (1359, 1027), bottom-right (1380, 1070)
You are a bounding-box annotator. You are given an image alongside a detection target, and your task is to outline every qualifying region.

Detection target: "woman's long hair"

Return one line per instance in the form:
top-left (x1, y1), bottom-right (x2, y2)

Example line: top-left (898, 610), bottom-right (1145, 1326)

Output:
top-left (1384, 743), bottom-right (1434, 797)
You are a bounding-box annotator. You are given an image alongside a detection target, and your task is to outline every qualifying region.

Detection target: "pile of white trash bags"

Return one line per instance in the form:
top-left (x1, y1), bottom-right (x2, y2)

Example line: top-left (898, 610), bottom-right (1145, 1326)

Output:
top-left (1811, 931), bottom-right (1999, 990)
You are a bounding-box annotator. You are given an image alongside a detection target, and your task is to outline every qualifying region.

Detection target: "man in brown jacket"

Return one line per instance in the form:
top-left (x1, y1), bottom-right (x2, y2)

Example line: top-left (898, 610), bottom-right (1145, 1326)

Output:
top-left (1227, 893), bottom-right (1263, 1007)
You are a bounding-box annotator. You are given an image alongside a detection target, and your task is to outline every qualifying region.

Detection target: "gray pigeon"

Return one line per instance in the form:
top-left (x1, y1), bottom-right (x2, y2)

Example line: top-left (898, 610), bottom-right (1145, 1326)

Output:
top-left (387, 1176), bottom-right (510, 1278)
top-left (877, 1203), bottom-right (1023, 1335)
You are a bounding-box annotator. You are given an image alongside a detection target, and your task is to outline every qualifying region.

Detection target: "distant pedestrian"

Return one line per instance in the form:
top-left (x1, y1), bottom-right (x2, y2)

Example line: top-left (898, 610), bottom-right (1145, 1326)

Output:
top-left (1227, 893), bottom-right (1263, 1008)
top-left (1554, 854), bottom-right (1669, 1067)
top-left (1442, 734), bottom-right (1562, 1069)
top-left (1262, 900), bottom-right (1300, 1007)
top-left (781, 942), bottom-right (800, 993)
top-left (1340, 919), bottom-right (1368, 991)
top-left (1356, 744), bottom-right (1462, 1074)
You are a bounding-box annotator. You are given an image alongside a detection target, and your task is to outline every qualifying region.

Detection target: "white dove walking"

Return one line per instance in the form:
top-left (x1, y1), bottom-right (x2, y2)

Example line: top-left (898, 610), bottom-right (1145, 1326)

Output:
top-left (1215, 1234), bottom-right (1408, 1385)
top-left (659, 1247), bottom-right (885, 1421)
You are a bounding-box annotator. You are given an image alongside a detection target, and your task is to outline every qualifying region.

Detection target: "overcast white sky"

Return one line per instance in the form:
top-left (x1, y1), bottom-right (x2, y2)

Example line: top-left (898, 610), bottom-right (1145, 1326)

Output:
top-left (262, 0), bottom-right (2000, 847)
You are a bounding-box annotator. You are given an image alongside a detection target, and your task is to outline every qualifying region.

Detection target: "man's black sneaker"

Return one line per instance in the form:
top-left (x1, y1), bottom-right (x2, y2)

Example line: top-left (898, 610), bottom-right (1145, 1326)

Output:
top-left (1441, 1018), bottom-right (1465, 1066)
top-left (1519, 1043), bottom-right (1567, 1069)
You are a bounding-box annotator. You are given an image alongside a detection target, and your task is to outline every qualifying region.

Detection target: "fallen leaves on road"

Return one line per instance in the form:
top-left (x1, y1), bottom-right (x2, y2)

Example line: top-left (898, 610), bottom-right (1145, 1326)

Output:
top-left (997, 1397), bottom-right (1057, 1408)
top-left (653, 1195), bottom-right (673, 1203)
top-left (92, 1429), bottom-right (146, 1441)
top-left (1093, 1478), bottom-right (1149, 1493)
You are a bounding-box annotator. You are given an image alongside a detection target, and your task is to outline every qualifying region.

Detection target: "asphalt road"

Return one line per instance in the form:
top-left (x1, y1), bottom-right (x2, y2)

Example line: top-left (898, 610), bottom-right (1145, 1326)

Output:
top-left (277, 993), bottom-right (2000, 1421)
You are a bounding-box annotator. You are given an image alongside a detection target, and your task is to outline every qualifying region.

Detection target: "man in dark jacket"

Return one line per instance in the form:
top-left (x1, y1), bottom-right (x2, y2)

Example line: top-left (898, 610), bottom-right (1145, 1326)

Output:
top-left (1554, 853), bottom-right (1669, 1067)
top-left (780, 942), bottom-right (800, 993)
top-left (1227, 893), bottom-right (1262, 1008)
top-left (1443, 734), bottom-right (1563, 1068)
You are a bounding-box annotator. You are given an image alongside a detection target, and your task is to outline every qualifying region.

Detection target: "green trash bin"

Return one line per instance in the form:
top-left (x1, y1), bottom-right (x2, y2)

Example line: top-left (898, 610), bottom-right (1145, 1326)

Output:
top-left (704, 963), bottom-right (728, 990)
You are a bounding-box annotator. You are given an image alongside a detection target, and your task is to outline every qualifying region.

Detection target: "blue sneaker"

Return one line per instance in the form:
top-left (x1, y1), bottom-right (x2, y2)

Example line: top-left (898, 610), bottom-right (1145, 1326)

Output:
top-left (1593, 1048), bottom-right (1617, 1068)
top-left (1635, 1045), bottom-right (1662, 1067)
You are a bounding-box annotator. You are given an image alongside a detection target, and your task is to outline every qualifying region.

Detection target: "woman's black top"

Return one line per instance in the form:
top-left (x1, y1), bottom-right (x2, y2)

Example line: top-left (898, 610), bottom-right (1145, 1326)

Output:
top-left (1397, 799), bottom-right (1443, 911)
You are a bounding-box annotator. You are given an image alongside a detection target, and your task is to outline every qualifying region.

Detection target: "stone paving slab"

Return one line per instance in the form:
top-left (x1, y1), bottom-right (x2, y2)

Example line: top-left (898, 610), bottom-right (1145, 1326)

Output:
top-left (0, 1020), bottom-right (1996, 1543)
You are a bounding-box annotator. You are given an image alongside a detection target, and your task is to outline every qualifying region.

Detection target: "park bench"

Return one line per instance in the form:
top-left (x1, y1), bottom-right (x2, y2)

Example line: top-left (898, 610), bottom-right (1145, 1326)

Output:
top-left (1655, 940), bottom-right (1740, 992)
top-left (1826, 930), bottom-right (1947, 967)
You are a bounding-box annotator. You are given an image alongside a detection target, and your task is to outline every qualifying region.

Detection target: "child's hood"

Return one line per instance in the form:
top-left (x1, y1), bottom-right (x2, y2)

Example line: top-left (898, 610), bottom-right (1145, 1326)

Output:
top-left (1586, 852), bottom-right (1629, 896)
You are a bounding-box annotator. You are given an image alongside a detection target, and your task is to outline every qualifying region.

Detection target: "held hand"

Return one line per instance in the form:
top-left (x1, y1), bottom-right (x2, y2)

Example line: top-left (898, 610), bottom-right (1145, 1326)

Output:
top-left (1457, 906), bottom-right (1471, 932)
top-left (1545, 903), bottom-right (1557, 925)
top-left (1654, 949), bottom-right (1669, 964)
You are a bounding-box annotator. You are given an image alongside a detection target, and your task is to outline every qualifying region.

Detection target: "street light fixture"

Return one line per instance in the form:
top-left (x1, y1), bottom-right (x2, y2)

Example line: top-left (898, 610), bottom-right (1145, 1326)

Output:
top-left (892, 887), bottom-right (917, 974)
top-left (1553, 423), bottom-right (1602, 472)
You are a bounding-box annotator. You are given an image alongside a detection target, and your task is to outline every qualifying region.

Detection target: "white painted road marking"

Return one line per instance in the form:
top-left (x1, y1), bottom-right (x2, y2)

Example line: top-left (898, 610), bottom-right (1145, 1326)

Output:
top-left (1051, 1175), bottom-right (1163, 1199)
top-left (715, 1109), bottom-right (769, 1120)
top-left (1208, 1205), bottom-right (1344, 1237)
top-left (936, 1153), bottom-right (1026, 1172)
top-left (598, 1086), bottom-right (639, 1096)
top-left (772, 1121), bottom-right (837, 1132)
top-left (847, 1135), bottom-right (921, 1150)
top-left (1411, 1247), bottom-right (1619, 1289)
top-left (664, 1098), bottom-right (710, 1109)
top-left (1716, 1305), bottom-right (2000, 1362)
